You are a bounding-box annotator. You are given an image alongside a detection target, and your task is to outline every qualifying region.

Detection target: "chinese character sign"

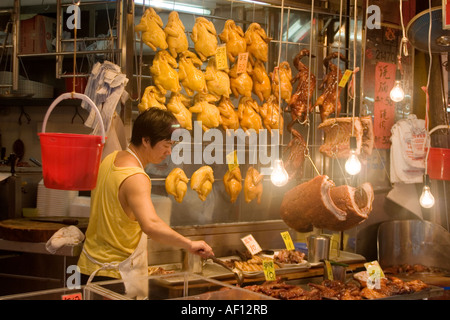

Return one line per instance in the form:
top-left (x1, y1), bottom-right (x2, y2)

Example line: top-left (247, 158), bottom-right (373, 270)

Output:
top-left (374, 62), bottom-right (396, 149)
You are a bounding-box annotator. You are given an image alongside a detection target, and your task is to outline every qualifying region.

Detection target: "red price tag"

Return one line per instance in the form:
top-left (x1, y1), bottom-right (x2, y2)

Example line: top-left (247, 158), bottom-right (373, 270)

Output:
top-left (62, 292), bottom-right (82, 300)
top-left (236, 52), bottom-right (248, 74)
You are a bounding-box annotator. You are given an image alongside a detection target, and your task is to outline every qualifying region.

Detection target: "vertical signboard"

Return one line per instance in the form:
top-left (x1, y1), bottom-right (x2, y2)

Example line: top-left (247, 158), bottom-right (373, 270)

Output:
top-left (444, 0), bottom-right (450, 30)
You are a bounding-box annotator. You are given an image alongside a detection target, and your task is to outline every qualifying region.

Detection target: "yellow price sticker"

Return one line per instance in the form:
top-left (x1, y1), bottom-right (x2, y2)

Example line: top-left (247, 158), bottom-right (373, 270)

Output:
top-left (364, 260), bottom-right (385, 278)
top-left (280, 231), bottom-right (295, 251)
top-left (338, 69), bottom-right (353, 87)
top-left (215, 45), bottom-right (228, 70)
top-left (226, 150), bottom-right (239, 172)
top-left (262, 259), bottom-right (277, 281)
top-left (324, 260), bottom-right (334, 280)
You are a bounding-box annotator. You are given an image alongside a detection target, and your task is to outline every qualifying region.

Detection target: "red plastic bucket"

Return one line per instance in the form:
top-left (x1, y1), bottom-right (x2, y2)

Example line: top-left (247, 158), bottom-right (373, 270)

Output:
top-left (427, 147), bottom-right (450, 181)
top-left (65, 75), bottom-right (87, 94)
top-left (39, 92), bottom-right (106, 190)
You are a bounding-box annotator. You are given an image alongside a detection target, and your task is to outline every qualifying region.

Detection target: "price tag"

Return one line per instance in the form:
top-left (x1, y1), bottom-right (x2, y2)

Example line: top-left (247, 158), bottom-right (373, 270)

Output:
top-left (62, 292), bottom-right (82, 300)
top-left (226, 150), bottom-right (239, 172)
top-left (280, 231), bottom-right (295, 251)
top-left (262, 259), bottom-right (277, 281)
top-left (411, 135), bottom-right (426, 159)
top-left (215, 45), bottom-right (228, 70)
top-left (236, 52), bottom-right (249, 74)
top-left (364, 260), bottom-right (385, 289)
top-left (240, 234), bottom-right (262, 255)
top-left (338, 69), bottom-right (353, 87)
top-left (324, 260), bottom-right (334, 280)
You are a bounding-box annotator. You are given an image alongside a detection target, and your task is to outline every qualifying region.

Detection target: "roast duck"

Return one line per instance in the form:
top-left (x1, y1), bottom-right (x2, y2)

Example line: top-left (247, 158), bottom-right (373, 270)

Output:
top-left (244, 166), bottom-right (263, 204)
top-left (219, 20), bottom-right (247, 63)
top-left (282, 129), bottom-right (306, 181)
top-left (178, 51), bottom-right (207, 96)
top-left (280, 175), bottom-right (374, 232)
top-left (166, 92), bottom-right (192, 130)
top-left (164, 11), bottom-right (189, 58)
top-left (191, 17), bottom-right (218, 61)
top-left (189, 93), bottom-right (221, 132)
top-left (244, 22), bottom-right (271, 64)
top-left (314, 52), bottom-right (348, 122)
top-left (149, 50), bottom-right (181, 95)
top-left (271, 61), bottom-right (293, 104)
top-left (217, 97), bottom-right (240, 131)
top-left (135, 8), bottom-right (167, 51)
top-left (287, 49), bottom-right (316, 128)
top-left (237, 96), bottom-right (263, 133)
top-left (252, 60), bottom-right (272, 103)
top-left (191, 166), bottom-right (215, 201)
top-left (223, 166), bottom-right (243, 203)
top-left (165, 168), bottom-right (189, 203)
top-left (258, 95), bottom-right (283, 135)
top-left (318, 116), bottom-right (374, 160)
top-left (205, 57), bottom-right (231, 98)
top-left (138, 86), bottom-right (166, 112)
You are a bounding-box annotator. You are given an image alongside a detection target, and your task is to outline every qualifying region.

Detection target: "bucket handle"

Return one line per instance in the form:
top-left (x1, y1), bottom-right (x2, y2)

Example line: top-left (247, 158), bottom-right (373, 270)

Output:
top-left (41, 92), bottom-right (106, 145)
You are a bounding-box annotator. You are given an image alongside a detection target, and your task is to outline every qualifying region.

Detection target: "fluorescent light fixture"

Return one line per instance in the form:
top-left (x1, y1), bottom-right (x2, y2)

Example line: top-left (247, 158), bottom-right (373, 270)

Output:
top-left (134, 0), bottom-right (211, 15)
top-left (229, 0), bottom-right (270, 6)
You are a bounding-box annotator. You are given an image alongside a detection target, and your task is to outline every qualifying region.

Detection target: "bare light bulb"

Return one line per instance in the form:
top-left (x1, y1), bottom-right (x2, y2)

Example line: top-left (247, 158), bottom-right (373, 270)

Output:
top-left (390, 80), bottom-right (405, 102)
top-left (271, 159), bottom-right (289, 187)
top-left (345, 136), bottom-right (361, 175)
top-left (420, 174), bottom-right (435, 208)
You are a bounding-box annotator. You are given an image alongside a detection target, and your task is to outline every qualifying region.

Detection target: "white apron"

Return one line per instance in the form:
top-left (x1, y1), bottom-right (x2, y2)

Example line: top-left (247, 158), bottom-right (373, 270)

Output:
top-left (84, 147), bottom-right (149, 299)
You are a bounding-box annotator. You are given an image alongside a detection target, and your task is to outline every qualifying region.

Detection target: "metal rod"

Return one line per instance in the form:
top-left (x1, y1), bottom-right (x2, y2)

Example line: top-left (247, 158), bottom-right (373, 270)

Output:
top-left (17, 49), bottom-right (122, 58)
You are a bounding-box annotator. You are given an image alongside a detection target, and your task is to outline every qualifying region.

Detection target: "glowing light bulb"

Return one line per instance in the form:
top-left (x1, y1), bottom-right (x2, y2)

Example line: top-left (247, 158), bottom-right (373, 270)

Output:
top-left (419, 185), bottom-right (435, 209)
top-left (390, 80), bottom-right (405, 102)
top-left (345, 136), bottom-right (361, 175)
top-left (271, 159), bottom-right (289, 187)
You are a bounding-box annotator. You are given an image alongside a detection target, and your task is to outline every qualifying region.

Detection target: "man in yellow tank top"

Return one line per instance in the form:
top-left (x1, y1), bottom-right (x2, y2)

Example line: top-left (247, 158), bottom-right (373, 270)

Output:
top-left (78, 108), bottom-right (214, 290)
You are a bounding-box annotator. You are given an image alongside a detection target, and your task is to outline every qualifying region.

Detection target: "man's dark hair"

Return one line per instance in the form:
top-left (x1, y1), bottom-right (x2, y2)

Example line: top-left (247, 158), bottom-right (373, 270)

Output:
top-left (130, 108), bottom-right (178, 147)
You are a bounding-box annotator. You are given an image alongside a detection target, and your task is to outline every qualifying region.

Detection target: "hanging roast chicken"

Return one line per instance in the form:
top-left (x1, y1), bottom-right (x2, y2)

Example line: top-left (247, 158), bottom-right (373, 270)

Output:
top-left (166, 92), bottom-right (192, 130)
top-left (217, 96), bottom-right (240, 131)
top-left (138, 86), bottom-right (166, 112)
top-left (150, 50), bottom-right (181, 95)
top-left (229, 60), bottom-right (253, 98)
top-left (178, 51), bottom-right (207, 96)
top-left (244, 166), bottom-right (263, 204)
top-left (205, 57), bottom-right (231, 99)
top-left (191, 17), bottom-right (218, 61)
top-left (219, 20), bottom-right (247, 63)
top-left (244, 22), bottom-right (271, 64)
top-left (223, 166), bottom-right (243, 203)
top-left (287, 49), bottom-right (316, 128)
top-left (280, 175), bottom-right (374, 232)
top-left (164, 11), bottom-right (189, 58)
top-left (189, 93), bottom-right (221, 132)
top-left (252, 60), bottom-right (272, 103)
top-left (313, 52), bottom-right (348, 122)
top-left (165, 168), bottom-right (189, 203)
top-left (237, 97), bottom-right (263, 133)
top-left (191, 166), bottom-right (215, 201)
top-left (135, 8), bottom-right (167, 51)
top-left (271, 62), bottom-right (293, 104)
top-left (259, 95), bottom-right (283, 135)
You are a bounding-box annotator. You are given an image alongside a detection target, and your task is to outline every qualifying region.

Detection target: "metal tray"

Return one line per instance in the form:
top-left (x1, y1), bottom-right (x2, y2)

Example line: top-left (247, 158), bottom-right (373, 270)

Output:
top-left (373, 285), bottom-right (444, 300)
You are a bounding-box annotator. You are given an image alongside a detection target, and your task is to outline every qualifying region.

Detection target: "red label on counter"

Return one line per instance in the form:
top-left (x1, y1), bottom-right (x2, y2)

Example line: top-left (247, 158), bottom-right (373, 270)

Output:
top-left (374, 62), bottom-right (396, 149)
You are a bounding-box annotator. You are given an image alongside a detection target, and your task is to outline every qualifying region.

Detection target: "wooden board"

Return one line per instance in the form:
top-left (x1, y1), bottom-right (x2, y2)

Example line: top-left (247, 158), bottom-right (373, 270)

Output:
top-left (0, 218), bottom-right (86, 243)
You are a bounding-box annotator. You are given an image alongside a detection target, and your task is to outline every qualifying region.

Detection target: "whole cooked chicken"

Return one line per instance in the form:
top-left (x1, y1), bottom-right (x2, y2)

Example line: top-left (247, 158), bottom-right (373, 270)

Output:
top-left (138, 86), bottom-right (166, 112)
top-left (166, 92), bottom-right (192, 130)
top-left (237, 97), bottom-right (263, 133)
top-left (191, 17), bottom-right (218, 61)
top-left (189, 93), bottom-right (221, 131)
top-left (205, 57), bottom-right (231, 98)
top-left (150, 50), bottom-right (181, 95)
top-left (219, 20), bottom-right (247, 63)
top-left (165, 168), bottom-right (189, 203)
top-left (191, 166), bottom-right (215, 201)
top-left (217, 96), bottom-right (240, 131)
top-left (135, 8), bottom-right (168, 51)
top-left (178, 51), bottom-right (207, 96)
top-left (288, 49), bottom-right (316, 127)
top-left (228, 60), bottom-right (253, 98)
top-left (271, 61), bottom-right (293, 104)
top-left (259, 95), bottom-right (283, 135)
top-left (223, 166), bottom-right (242, 203)
top-left (252, 60), bottom-right (271, 103)
top-left (244, 23), bottom-right (271, 64)
top-left (164, 11), bottom-right (189, 58)
top-left (313, 52), bottom-right (347, 122)
top-left (244, 166), bottom-right (263, 204)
